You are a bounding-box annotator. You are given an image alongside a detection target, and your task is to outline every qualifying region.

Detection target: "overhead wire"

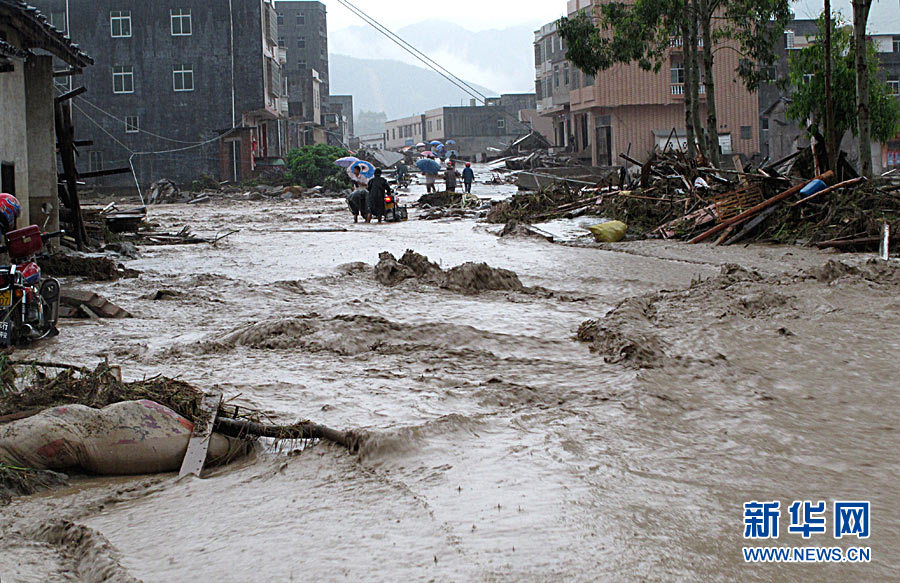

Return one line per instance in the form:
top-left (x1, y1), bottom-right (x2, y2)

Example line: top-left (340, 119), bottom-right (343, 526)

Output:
top-left (334, 0), bottom-right (532, 133)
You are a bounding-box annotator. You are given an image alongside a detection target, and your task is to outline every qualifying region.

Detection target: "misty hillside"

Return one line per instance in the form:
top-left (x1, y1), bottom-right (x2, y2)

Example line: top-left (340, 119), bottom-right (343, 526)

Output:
top-left (330, 20), bottom-right (539, 95)
top-left (329, 53), bottom-right (495, 121)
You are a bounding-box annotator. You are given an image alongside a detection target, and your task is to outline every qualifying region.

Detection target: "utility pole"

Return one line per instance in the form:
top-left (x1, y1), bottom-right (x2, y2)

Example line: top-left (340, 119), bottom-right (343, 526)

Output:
top-left (824, 0), bottom-right (837, 172)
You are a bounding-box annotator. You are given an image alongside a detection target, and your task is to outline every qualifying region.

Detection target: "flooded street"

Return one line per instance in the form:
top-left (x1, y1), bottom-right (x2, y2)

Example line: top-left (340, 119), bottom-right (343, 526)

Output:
top-left (2, 174), bottom-right (898, 582)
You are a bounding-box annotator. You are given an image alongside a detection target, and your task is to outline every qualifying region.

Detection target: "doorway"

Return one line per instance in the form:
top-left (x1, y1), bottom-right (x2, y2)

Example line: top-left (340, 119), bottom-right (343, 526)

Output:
top-left (0, 162), bottom-right (14, 195)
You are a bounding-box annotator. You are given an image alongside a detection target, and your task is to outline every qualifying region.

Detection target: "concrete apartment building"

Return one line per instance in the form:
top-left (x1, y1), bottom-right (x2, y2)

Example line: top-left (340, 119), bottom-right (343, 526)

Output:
top-left (32, 0), bottom-right (288, 186)
top-left (275, 0), bottom-right (329, 147)
top-left (534, 20), bottom-right (572, 149)
top-left (384, 94), bottom-right (536, 159)
top-left (760, 18), bottom-right (900, 173)
top-left (326, 94), bottom-right (353, 147)
top-left (1, 0), bottom-right (92, 229)
top-left (539, 0), bottom-right (760, 167)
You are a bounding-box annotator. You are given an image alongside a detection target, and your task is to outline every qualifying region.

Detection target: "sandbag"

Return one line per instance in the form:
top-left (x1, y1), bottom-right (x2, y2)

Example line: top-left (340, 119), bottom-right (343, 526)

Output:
top-left (589, 220), bottom-right (628, 243)
top-left (0, 400), bottom-right (243, 475)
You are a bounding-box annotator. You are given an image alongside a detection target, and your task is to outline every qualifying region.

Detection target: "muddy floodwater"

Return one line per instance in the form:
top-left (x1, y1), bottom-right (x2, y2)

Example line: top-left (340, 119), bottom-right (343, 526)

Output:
top-left (1, 171), bottom-right (899, 582)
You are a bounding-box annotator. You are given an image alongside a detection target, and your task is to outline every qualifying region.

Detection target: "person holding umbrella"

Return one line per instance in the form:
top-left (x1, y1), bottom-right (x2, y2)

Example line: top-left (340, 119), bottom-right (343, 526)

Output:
top-left (462, 162), bottom-right (475, 194)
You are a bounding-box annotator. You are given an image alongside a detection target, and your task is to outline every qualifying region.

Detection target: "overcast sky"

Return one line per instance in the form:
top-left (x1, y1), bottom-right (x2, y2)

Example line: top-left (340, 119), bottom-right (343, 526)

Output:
top-left (322, 0), bottom-right (566, 32)
top-left (323, 0), bottom-right (900, 34)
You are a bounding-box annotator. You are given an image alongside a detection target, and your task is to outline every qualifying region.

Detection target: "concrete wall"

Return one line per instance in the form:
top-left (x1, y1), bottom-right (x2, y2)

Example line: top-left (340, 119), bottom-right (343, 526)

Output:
top-left (0, 29), bottom-right (31, 226)
top-left (24, 56), bottom-right (57, 232)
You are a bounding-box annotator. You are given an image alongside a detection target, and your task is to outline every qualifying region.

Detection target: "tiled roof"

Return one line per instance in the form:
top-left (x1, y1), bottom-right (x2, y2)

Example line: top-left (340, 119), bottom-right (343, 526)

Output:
top-left (0, 0), bottom-right (92, 68)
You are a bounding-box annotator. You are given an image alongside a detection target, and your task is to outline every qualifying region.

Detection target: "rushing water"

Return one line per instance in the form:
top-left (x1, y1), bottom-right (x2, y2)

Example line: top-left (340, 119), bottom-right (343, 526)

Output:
top-left (1, 167), bottom-right (898, 582)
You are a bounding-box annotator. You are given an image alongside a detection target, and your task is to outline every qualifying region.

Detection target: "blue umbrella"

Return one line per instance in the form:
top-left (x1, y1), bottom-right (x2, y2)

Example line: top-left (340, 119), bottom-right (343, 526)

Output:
top-left (446, 139), bottom-right (456, 145)
top-left (334, 156), bottom-right (359, 168)
top-left (416, 158), bottom-right (441, 174)
top-left (429, 140), bottom-right (443, 146)
top-left (347, 160), bottom-right (375, 182)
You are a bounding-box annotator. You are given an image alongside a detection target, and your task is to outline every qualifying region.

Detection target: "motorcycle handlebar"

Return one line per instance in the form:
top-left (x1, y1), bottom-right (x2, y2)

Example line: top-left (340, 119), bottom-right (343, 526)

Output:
top-left (41, 231), bottom-right (64, 242)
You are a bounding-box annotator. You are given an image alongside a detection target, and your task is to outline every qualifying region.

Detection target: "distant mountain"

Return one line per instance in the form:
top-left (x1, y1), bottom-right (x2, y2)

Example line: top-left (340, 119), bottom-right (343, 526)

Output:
top-left (330, 20), bottom-right (539, 96)
top-left (329, 53), bottom-right (496, 121)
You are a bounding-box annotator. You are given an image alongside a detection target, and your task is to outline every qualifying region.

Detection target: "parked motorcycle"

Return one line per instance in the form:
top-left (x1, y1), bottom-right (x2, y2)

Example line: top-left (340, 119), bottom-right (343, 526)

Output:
top-left (383, 191), bottom-right (408, 223)
top-left (0, 225), bottom-right (63, 347)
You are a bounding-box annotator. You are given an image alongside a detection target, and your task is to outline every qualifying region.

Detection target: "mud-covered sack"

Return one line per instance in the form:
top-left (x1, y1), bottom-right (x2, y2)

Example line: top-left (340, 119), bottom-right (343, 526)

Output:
top-left (589, 220), bottom-right (628, 243)
top-left (0, 400), bottom-right (243, 475)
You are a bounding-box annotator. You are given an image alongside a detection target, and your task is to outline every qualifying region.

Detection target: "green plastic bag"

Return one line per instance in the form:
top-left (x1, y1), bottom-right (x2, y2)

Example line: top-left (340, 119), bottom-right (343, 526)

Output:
top-left (589, 220), bottom-right (627, 243)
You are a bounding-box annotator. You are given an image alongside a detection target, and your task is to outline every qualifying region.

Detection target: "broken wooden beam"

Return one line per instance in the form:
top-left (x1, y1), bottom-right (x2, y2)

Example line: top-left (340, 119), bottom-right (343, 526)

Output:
top-left (213, 417), bottom-right (361, 453)
top-left (179, 390), bottom-right (223, 479)
top-left (690, 171), bottom-right (834, 244)
top-left (77, 167), bottom-right (132, 180)
top-left (54, 86), bottom-right (86, 104)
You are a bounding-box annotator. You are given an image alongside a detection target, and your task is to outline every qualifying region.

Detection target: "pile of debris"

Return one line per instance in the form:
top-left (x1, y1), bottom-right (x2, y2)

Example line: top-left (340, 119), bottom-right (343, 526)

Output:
top-left (417, 191), bottom-right (484, 220)
top-left (493, 143), bottom-right (898, 252)
top-left (0, 360), bottom-right (361, 500)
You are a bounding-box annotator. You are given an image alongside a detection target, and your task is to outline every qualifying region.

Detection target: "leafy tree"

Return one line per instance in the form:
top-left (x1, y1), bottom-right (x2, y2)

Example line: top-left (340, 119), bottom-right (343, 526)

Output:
top-left (786, 17), bottom-right (899, 148)
top-left (285, 144), bottom-right (350, 187)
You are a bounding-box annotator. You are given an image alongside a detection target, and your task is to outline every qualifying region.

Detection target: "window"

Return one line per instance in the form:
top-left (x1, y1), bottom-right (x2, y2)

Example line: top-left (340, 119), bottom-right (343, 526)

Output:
top-left (112, 65), bottom-right (134, 93)
top-left (554, 65), bottom-right (559, 88)
top-left (558, 36), bottom-right (563, 52)
top-left (762, 66), bottom-right (777, 83)
top-left (498, 119), bottom-right (506, 130)
top-left (534, 43), bottom-right (542, 66)
top-left (171, 9), bottom-right (192, 36)
top-left (670, 62), bottom-right (685, 84)
top-left (564, 63), bottom-right (570, 86)
top-left (89, 151), bottom-right (103, 173)
top-left (173, 64), bottom-right (193, 91)
top-left (297, 36), bottom-right (305, 48)
top-left (110, 11), bottom-right (131, 38)
top-left (572, 70), bottom-right (580, 90)
top-left (297, 13), bottom-right (305, 25)
top-left (436, 119), bottom-right (442, 131)
top-left (298, 60), bottom-right (306, 69)
top-left (803, 73), bottom-right (814, 85)
top-left (392, 128), bottom-right (396, 140)
top-left (761, 118), bottom-right (769, 131)
top-left (740, 125), bottom-right (752, 140)
top-left (785, 30), bottom-right (795, 50)
top-left (278, 37), bottom-right (285, 48)
top-left (888, 78), bottom-right (900, 96)
top-left (584, 73), bottom-right (594, 87)
top-left (277, 13), bottom-right (284, 25)
top-left (49, 11), bottom-right (67, 34)
top-left (125, 116), bottom-right (139, 133)
top-left (894, 37), bottom-right (900, 53)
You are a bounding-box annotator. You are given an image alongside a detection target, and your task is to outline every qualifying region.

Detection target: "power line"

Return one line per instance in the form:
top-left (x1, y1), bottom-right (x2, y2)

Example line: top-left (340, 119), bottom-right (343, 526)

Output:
top-left (333, 0), bottom-right (532, 133)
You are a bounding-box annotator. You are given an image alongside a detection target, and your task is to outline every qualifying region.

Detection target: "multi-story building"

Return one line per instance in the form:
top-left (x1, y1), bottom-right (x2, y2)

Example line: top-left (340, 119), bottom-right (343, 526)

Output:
top-left (32, 0), bottom-right (288, 187)
top-left (547, 0), bottom-right (760, 167)
top-left (534, 21), bottom-right (572, 149)
top-left (326, 94), bottom-right (353, 147)
top-left (384, 94), bottom-right (536, 160)
top-left (760, 19), bottom-right (900, 173)
top-left (275, 0), bottom-right (329, 147)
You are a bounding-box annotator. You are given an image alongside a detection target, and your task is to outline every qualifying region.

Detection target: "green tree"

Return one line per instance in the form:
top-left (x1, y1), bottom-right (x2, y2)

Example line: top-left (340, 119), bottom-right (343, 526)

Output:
top-left (285, 144), bottom-right (350, 187)
top-left (786, 17), bottom-right (899, 150)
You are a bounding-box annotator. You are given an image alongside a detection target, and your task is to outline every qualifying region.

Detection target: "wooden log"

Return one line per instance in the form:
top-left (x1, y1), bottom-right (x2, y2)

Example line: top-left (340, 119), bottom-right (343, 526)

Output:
top-left (690, 171), bottom-right (834, 244)
top-left (213, 417), bottom-right (361, 453)
top-left (789, 177), bottom-right (866, 207)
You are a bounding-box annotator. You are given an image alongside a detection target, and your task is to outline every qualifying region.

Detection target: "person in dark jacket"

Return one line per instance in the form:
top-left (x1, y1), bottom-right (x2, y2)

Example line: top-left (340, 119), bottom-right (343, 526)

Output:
top-left (444, 161), bottom-right (460, 192)
top-left (462, 162), bottom-right (475, 194)
top-left (366, 168), bottom-right (391, 223)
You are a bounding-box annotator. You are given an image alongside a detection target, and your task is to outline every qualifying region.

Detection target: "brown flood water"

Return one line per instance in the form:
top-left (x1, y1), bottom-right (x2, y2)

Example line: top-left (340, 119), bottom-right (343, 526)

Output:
top-left (1, 169), bottom-right (898, 582)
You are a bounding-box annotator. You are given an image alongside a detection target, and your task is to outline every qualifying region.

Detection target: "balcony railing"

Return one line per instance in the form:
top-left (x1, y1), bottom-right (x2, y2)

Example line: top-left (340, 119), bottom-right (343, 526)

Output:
top-left (670, 83), bottom-right (706, 96)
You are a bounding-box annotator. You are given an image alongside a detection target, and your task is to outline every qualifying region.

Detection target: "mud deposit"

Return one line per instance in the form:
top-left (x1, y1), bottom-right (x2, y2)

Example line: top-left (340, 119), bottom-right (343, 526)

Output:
top-left (1, 180), bottom-right (898, 582)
